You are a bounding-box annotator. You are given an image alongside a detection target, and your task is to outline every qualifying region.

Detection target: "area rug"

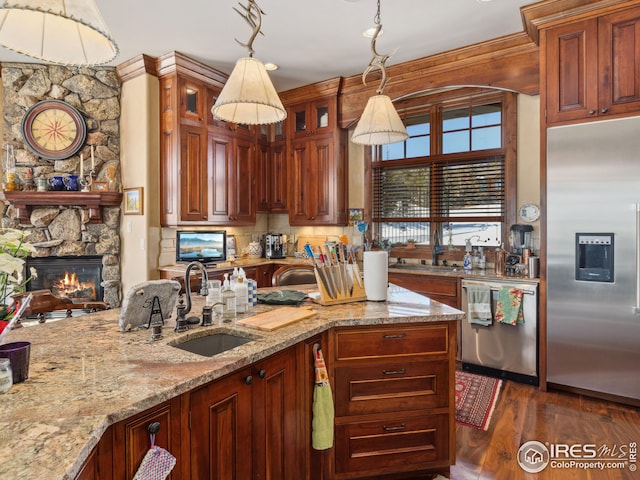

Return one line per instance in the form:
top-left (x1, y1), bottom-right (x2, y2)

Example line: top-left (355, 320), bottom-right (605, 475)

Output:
top-left (455, 371), bottom-right (502, 431)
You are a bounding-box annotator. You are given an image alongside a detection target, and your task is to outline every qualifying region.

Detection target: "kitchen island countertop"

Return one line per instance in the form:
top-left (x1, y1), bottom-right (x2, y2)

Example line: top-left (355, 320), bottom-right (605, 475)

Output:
top-left (0, 284), bottom-right (463, 480)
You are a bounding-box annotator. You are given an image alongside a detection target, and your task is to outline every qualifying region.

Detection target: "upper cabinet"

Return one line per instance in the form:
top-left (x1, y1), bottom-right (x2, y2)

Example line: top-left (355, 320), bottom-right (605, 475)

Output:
top-left (542, 5), bottom-right (640, 125)
top-left (159, 53), bottom-right (257, 226)
top-left (158, 54), bottom-right (348, 227)
top-left (290, 98), bottom-right (335, 139)
top-left (257, 122), bottom-right (288, 214)
top-left (281, 78), bottom-right (349, 226)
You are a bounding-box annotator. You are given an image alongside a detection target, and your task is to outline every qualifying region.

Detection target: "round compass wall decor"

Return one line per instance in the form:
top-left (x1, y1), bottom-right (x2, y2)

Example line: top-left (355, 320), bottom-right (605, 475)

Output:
top-left (21, 100), bottom-right (87, 160)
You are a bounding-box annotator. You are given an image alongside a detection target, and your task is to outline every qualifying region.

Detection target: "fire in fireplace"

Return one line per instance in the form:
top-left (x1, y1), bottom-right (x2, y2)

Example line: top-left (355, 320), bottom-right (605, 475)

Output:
top-left (26, 256), bottom-right (104, 303)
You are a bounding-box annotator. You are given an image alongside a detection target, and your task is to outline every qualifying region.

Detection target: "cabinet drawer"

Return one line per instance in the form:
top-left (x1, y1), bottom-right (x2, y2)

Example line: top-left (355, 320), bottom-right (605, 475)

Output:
top-left (334, 359), bottom-right (449, 416)
top-left (334, 325), bottom-right (449, 360)
top-left (335, 413), bottom-right (450, 475)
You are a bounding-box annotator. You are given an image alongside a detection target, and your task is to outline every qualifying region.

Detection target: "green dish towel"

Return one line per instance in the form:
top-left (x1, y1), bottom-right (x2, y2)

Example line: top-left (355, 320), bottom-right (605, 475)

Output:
top-left (312, 344), bottom-right (334, 450)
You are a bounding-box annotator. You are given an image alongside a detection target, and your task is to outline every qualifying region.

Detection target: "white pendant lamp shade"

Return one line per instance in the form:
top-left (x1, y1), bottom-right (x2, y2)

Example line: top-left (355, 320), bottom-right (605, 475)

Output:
top-left (351, 94), bottom-right (409, 145)
top-left (0, 0), bottom-right (118, 66)
top-left (211, 56), bottom-right (286, 125)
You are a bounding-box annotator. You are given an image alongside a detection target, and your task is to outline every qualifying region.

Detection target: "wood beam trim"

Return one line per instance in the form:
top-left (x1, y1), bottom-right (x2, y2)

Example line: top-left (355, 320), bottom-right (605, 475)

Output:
top-left (155, 51), bottom-right (228, 87)
top-left (279, 77), bottom-right (343, 106)
top-left (116, 54), bottom-right (157, 82)
top-left (339, 32), bottom-right (539, 129)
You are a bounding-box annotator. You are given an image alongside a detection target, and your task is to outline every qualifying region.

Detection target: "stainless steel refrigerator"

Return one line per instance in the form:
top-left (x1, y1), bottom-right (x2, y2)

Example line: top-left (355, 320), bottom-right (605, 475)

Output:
top-left (547, 116), bottom-right (640, 403)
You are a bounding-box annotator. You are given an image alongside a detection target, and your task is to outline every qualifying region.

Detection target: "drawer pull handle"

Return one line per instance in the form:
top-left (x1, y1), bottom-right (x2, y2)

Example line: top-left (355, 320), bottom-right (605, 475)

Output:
top-left (383, 423), bottom-right (406, 432)
top-left (383, 333), bottom-right (406, 339)
top-left (382, 369), bottom-right (406, 375)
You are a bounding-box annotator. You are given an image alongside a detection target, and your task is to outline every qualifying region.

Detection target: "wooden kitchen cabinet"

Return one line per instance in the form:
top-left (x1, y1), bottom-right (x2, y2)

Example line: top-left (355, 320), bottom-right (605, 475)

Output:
top-left (331, 323), bottom-right (455, 478)
top-left (188, 347), bottom-right (301, 480)
top-left (256, 263), bottom-right (276, 287)
top-left (74, 429), bottom-right (113, 480)
top-left (289, 134), bottom-right (348, 225)
top-left (543, 5), bottom-right (640, 124)
top-left (189, 367), bottom-right (253, 479)
top-left (179, 124), bottom-right (208, 221)
top-left (112, 397), bottom-right (183, 480)
top-left (388, 272), bottom-right (461, 309)
top-left (290, 97), bottom-right (335, 139)
top-left (74, 320), bottom-right (458, 480)
top-left (251, 347), bottom-right (300, 479)
top-left (257, 127), bottom-right (288, 214)
top-left (206, 128), bottom-right (257, 225)
top-left (281, 78), bottom-right (348, 226)
top-left (256, 139), bottom-right (287, 214)
top-left (159, 53), bottom-right (257, 227)
top-left (269, 140), bottom-right (288, 212)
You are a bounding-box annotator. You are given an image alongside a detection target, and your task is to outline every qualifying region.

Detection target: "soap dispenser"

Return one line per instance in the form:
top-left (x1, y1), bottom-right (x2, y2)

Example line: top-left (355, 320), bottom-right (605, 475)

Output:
top-left (478, 246), bottom-right (486, 270)
top-left (221, 273), bottom-right (236, 322)
top-left (235, 276), bottom-right (248, 314)
top-left (463, 239), bottom-right (473, 271)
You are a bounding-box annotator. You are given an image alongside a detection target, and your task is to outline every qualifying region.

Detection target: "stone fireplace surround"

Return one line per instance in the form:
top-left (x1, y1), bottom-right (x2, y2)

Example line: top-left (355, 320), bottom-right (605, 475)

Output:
top-left (15, 206), bottom-right (122, 307)
top-left (2, 63), bottom-right (123, 307)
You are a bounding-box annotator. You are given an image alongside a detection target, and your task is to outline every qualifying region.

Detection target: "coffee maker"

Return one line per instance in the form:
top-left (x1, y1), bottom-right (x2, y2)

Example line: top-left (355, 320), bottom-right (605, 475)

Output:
top-left (263, 233), bottom-right (286, 259)
top-left (506, 224), bottom-right (533, 274)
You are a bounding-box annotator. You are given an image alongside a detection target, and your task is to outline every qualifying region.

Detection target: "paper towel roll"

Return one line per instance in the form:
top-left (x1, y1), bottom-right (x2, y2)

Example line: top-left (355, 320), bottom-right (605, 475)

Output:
top-left (363, 251), bottom-right (389, 301)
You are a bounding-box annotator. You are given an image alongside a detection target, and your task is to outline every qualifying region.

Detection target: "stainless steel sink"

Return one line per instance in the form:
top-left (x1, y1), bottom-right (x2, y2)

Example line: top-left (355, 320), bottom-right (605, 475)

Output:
top-left (170, 332), bottom-right (257, 357)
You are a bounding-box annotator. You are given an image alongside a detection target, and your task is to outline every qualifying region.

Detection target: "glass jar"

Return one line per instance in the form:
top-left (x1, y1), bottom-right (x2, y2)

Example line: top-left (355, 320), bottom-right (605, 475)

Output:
top-left (221, 287), bottom-right (236, 323)
top-left (0, 358), bottom-right (12, 394)
top-left (206, 280), bottom-right (222, 317)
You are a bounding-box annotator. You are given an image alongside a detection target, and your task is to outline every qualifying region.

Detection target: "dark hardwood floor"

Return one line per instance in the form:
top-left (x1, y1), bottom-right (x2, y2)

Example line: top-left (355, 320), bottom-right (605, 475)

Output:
top-left (451, 379), bottom-right (640, 480)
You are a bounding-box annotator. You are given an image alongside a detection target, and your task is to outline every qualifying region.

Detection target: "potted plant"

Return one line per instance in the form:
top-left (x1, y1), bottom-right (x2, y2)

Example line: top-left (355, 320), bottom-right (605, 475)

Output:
top-left (406, 239), bottom-right (416, 249)
top-left (0, 229), bottom-right (36, 333)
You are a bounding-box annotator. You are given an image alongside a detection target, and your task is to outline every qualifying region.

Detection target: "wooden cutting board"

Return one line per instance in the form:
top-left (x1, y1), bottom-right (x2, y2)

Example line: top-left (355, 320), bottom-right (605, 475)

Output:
top-left (237, 306), bottom-right (317, 331)
top-left (297, 235), bottom-right (327, 253)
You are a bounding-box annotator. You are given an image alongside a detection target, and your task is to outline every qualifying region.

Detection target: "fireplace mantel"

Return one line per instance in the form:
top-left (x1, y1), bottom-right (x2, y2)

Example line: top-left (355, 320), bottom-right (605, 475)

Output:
top-left (3, 191), bottom-right (123, 223)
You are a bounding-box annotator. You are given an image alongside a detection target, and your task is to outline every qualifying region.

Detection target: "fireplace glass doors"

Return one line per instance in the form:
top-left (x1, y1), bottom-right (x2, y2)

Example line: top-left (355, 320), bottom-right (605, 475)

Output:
top-left (27, 256), bottom-right (103, 303)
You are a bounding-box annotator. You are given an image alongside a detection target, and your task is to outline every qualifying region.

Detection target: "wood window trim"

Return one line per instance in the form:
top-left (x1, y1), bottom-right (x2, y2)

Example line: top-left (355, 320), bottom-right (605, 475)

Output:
top-left (363, 88), bottom-right (517, 248)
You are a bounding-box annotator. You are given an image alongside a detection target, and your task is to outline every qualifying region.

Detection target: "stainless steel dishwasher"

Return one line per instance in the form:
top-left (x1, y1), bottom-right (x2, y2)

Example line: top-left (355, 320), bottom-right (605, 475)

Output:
top-left (461, 278), bottom-right (539, 385)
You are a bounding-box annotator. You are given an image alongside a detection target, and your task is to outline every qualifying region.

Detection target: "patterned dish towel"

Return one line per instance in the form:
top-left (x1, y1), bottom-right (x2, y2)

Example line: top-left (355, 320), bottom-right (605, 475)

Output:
top-left (466, 286), bottom-right (492, 326)
top-left (495, 287), bottom-right (524, 325)
top-left (133, 441), bottom-right (176, 480)
top-left (312, 343), bottom-right (334, 450)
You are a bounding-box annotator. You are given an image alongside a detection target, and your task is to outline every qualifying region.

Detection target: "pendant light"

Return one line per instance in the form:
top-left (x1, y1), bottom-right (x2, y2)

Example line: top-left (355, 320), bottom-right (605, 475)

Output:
top-left (211, 0), bottom-right (286, 125)
top-left (351, 0), bottom-right (408, 145)
top-left (0, 0), bottom-right (118, 66)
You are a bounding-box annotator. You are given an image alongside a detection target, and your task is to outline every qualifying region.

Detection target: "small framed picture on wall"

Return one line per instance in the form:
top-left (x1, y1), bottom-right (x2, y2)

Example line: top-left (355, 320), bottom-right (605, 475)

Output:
top-left (349, 208), bottom-right (364, 226)
top-left (124, 187), bottom-right (143, 215)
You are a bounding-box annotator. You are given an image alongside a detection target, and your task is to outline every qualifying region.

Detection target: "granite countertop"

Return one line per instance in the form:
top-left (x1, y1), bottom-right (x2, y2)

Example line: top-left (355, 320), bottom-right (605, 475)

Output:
top-left (388, 263), bottom-right (541, 283)
top-left (0, 284), bottom-right (464, 480)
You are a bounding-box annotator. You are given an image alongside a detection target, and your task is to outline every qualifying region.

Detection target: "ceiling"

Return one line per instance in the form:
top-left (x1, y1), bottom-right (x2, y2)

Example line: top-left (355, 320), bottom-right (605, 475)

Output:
top-left (0, 0), bottom-right (536, 92)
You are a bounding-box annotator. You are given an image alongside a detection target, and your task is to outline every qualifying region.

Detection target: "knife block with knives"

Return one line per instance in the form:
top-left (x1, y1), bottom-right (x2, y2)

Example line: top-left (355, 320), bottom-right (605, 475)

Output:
top-left (305, 242), bottom-right (367, 305)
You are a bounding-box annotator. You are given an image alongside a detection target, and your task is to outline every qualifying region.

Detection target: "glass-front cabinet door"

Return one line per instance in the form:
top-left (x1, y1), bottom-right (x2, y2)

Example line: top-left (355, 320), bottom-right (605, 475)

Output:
top-left (291, 98), bottom-right (334, 138)
top-left (180, 78), bottom-right (205, 125)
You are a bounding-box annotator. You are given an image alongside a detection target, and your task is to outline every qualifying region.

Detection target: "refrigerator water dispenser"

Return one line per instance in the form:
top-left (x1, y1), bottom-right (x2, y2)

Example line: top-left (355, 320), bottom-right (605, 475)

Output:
top-left (575, 233), bottom-right (614, 282)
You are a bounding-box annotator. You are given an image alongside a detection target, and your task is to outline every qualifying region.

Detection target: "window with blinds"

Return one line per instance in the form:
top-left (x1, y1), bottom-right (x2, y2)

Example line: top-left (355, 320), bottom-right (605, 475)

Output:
top-left (371, 91), bottom-right (512, 247)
